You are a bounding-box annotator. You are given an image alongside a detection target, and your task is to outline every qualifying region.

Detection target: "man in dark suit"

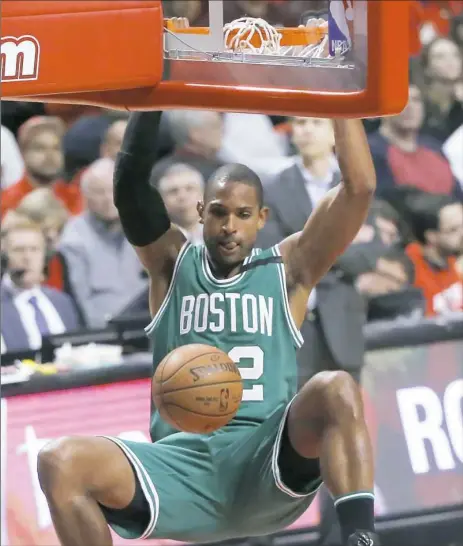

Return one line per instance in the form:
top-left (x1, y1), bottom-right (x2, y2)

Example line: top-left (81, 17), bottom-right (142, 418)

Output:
top-left (1, 220), bottom-right (80, 354)
top-left (257, 117), bottom-right (384, 546)
top-left (258, 117), bottom-right (383, 383)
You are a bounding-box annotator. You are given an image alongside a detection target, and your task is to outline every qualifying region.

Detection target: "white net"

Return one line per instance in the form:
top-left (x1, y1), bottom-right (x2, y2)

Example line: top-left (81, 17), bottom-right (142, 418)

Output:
top-left (223, 16), bottom-right (330, 59)
top-left (224, 17), bottom-right (283, 55)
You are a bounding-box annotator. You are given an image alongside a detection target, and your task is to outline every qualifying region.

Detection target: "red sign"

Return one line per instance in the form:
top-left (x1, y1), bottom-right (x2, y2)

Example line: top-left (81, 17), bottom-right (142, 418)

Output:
top-left (3, 341), bottom-right (462, 545)
top-left (1, 379), bottom-right (319, 545)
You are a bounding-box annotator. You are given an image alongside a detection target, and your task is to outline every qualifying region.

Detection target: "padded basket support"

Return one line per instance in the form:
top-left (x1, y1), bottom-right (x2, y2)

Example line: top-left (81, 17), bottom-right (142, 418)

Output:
top-left (1, 1), bottom-right (164, 98)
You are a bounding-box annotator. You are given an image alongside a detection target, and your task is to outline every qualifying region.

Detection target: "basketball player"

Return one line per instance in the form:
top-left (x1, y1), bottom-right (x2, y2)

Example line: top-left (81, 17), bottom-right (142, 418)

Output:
top-left (38, 111), bottom-right (380, 546)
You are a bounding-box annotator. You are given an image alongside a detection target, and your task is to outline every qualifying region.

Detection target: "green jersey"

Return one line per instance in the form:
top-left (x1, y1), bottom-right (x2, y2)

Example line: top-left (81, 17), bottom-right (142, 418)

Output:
top-left (103, 242), bottom-right (321, 544)
top-left (145, 242), bottom-right (304, 441)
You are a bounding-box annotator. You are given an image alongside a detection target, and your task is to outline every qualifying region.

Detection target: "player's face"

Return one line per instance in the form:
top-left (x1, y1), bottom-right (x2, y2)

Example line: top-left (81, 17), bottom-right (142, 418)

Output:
top-left (199, 182), bottom-right (268, 270)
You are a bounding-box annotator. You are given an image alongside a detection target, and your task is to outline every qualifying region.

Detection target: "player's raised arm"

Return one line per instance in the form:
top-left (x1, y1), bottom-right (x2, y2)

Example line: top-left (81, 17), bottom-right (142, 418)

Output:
top-left (113, 111), bottom-right (186, 315)
top-left (280, 118), bottom-right (376, 292)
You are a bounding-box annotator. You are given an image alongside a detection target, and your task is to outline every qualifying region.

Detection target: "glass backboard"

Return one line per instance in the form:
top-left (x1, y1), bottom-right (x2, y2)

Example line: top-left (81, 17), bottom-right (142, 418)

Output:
top-left (163, 0), bottom-right (368, 93)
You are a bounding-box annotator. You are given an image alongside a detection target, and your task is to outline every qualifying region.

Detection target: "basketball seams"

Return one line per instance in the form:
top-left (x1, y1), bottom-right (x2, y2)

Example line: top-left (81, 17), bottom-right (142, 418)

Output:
top-left (159, 350), bottom-right (236, 384)
top-left (156, 349), bottom-right (177, 384)
top-left (160, 379), bottom-right (243, 395)
top-left (161, 403), bottom-right (187, 432)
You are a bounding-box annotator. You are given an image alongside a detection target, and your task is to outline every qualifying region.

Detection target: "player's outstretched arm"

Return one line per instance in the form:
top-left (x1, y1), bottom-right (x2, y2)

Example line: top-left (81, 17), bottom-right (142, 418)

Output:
top-left (280, 118), bottom-right (376, 293)
top-left (113, 111), bottom-right (186, 316)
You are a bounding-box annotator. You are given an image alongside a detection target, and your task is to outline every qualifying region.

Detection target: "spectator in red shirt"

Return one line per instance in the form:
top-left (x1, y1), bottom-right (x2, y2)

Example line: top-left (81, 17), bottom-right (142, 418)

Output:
top-left (1, 117), bottom-right (83, 217)
top-left (368, 85), bottom-right (462, 200)
top-left (406, 193), bottom-right (463, 316)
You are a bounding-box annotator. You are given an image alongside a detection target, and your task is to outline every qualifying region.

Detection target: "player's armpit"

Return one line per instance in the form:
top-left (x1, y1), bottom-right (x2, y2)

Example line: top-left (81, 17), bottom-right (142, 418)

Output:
top-left (137, 225), bottom-right (187, 318)
top-left (135, 225), bottom-right (186, 278)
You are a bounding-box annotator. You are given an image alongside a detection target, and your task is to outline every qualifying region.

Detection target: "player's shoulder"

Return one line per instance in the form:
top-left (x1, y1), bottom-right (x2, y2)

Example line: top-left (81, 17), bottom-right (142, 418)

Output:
top-left (175, 240), bottom-right (204, 270)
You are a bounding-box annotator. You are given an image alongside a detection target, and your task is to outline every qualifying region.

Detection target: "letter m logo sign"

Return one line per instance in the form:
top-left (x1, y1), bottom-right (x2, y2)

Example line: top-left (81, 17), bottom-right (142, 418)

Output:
top-left (1, 35), bottom-right (40, 82)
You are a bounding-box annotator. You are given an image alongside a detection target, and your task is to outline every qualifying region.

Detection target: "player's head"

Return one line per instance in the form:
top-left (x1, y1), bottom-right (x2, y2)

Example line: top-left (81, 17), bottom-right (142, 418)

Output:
top-left (198, 164), bottom-right (268, 268)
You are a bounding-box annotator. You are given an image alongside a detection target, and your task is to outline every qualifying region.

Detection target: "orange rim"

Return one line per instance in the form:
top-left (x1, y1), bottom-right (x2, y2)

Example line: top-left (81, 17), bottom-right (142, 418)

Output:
top-left (164, 20), bottom-right (327, 47)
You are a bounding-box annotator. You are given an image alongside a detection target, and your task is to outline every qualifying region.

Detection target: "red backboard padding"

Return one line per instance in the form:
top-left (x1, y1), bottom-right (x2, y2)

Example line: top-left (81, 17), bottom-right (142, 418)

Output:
top-left (1, 1), bottom-right (163, 97)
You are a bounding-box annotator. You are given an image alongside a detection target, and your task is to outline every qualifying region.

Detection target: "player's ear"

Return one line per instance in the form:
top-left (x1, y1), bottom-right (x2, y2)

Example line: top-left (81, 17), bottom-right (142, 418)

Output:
top-left (197, 201), bottom-right (205, 224)
top-left (257, 206), bottom-right (269, 230)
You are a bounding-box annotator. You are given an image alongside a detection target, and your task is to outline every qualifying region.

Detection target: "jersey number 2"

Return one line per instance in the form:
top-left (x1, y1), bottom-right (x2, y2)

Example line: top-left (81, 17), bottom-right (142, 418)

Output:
top-left (228, 346), bottom-right (264, 402)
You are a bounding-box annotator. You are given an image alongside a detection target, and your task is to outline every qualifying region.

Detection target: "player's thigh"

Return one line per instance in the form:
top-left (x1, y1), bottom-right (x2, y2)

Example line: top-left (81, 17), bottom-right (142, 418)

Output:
top-left (101, 435), bottom-right (225, 542)
top-left (237, 406), bottom-right (322, 534)
top-left (38, 436), bottom-right (136, 509)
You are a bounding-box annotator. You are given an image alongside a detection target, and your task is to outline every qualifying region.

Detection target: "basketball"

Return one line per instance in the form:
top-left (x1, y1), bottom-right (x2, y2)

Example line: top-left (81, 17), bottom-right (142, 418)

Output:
top-left (152, 344), bottom-right (243, 434)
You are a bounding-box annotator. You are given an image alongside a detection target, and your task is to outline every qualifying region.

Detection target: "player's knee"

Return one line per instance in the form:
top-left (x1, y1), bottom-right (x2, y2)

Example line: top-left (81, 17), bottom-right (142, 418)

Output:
top-left (38, 437), bottom-right (85, 494)
top-left (315, 370), bottom-right (363, 423)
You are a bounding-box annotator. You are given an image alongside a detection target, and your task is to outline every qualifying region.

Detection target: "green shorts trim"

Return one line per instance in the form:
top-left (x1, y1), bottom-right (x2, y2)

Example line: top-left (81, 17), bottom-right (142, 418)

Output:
top-left (101, 436), bottom-right (160, 539)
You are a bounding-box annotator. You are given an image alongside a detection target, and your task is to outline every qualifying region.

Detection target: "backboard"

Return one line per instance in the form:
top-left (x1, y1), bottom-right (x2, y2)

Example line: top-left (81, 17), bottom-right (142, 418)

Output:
top-left (1, 0), bottom-right (409, 117)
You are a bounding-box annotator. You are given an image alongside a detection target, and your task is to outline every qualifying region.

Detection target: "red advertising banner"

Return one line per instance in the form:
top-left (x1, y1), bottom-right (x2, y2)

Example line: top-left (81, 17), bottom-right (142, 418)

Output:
top-left (2, 339), bottom-right (462, 545)
top-left (1, 378), bottom-right (319, 546)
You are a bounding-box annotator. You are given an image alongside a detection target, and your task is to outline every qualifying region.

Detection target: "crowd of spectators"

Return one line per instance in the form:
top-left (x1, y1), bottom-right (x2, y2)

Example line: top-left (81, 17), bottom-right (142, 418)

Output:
top-left (1, 0), bottom-right (462, 355)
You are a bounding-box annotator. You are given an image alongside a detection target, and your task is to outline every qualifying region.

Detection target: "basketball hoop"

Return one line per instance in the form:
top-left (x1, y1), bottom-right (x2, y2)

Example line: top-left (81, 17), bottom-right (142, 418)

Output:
top-left (1, 0), bottom-right (410, 118)
top-left (223, 16), bottom-right (329, 59)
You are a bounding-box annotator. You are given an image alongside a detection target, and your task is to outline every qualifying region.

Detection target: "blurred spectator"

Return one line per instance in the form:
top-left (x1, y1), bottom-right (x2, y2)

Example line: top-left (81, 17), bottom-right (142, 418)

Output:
top-left (151, 110), bottom-right (225, 183)
top-left (162, 0), bottom-right (208, 26)
top-left (1, 210), bottom-right (30, 237)
top-left (62, 115), bottom-right (113, 182)
top-left (100, 119), bottom-right (128, 161)
top-left (59, 158), bottom-right (147, 328)
top-left (223, 0), bottom-right (305, 26)
top-left (0, 221), bottom-right (80, 353)
top-left (356, 246), bottom-right (425, 322)
top-left (368, 199), bottom-right (405, 247)
top-left (16, 188), bottom-right (69, 250)
top-left (368, 85), bottom-right (461, 198)
top-left (1, 116), bottom-right (83, 217)
top-left (419, 37), bottom-right (463, 142)
top-left (0, 101), bottom-right (46, 136)
top-left (15, 188), bottom-right (71, 292)
top-left (258, 116), bottom-right (340, 247)
top-left (219, 113), bottom-right (292, 184)
top-left (406, 193), bottom-right (463, 315)
top-left (1, 125), bottom-right (25, 188)
top-left (154, 164), bottom-right (204, 244)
